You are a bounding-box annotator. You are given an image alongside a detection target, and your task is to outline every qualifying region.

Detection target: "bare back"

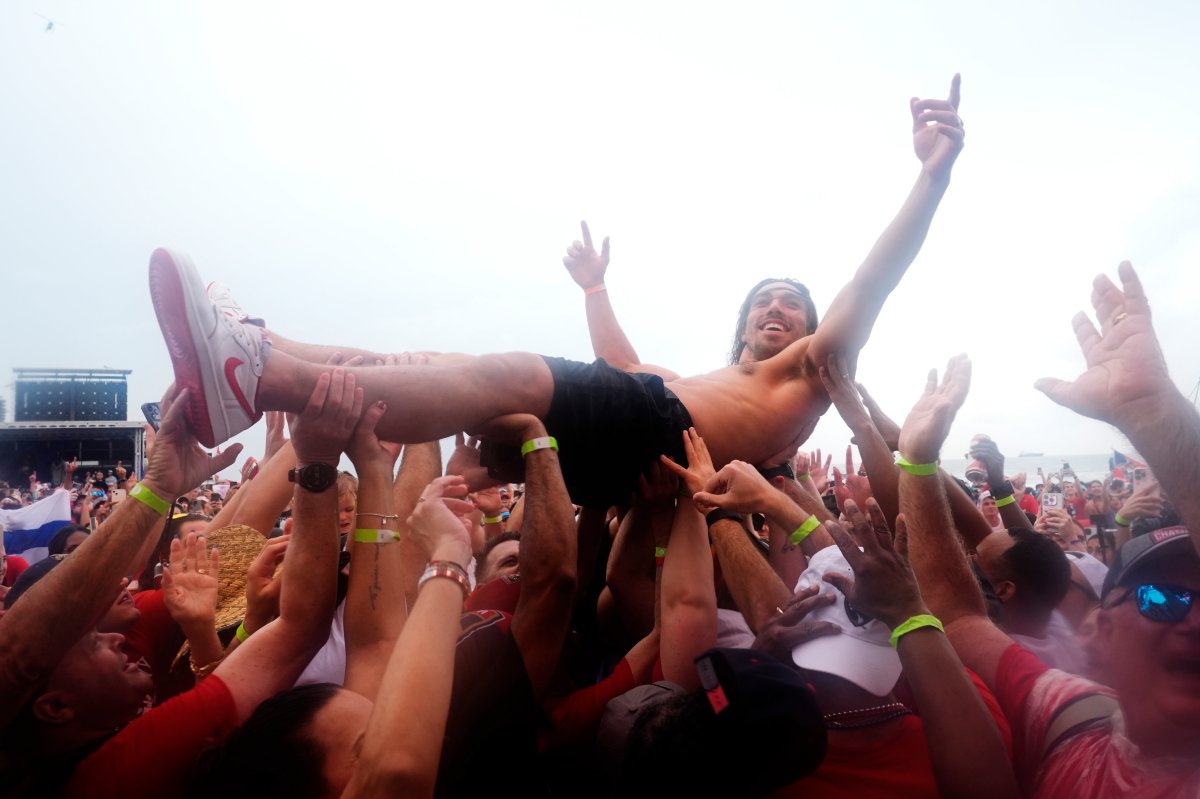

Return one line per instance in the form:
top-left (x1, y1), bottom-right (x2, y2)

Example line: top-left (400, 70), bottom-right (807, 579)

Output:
top-left (668, 337), bottom-right (827, 469)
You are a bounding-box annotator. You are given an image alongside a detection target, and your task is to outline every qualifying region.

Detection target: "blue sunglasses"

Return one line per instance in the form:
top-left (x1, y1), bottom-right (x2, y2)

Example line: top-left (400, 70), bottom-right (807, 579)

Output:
top-left (1128, 584), bottom-right (1194, 623)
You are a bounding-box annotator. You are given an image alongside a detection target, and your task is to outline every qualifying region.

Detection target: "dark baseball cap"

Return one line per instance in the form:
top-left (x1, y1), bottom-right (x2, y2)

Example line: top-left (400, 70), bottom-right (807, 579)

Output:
top-left (1102, 525), bottom-right (1195, 599)
top-left (3, 555), bottom-right (64, 610)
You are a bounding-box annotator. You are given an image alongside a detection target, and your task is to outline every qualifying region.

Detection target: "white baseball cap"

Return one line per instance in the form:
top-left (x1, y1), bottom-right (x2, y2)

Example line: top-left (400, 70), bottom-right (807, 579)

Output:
top-left (790, 545), bottom-right (902, 697)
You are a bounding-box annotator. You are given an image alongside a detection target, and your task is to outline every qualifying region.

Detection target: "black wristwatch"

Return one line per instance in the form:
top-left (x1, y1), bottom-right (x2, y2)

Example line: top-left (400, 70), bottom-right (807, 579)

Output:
top-left (705, 508), bottom-right (745, 528)
top-left (288, 463), bottom-right (339, 493)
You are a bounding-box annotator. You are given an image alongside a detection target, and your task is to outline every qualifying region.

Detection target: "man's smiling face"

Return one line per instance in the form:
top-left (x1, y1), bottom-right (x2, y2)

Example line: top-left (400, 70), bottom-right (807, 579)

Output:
top-left (741, 282), bottom-right (811, 362)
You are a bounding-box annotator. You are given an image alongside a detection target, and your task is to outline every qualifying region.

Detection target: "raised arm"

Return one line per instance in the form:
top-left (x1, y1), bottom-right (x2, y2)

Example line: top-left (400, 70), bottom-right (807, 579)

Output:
top-left (1036, 261), bottom-right (1200, 556)
top-left (808, 76), bottom-right (965, 372)
top-left (342, 401), bottom-right (407, 699)
top-left (898, 357), bottom-right (1015, 689)
top-left (563, 221), bottom-right (680, 380)
top-left (508, 417), bottom-right (578, 699)
top-left (341, 475), bottom-right (474, 799)
top-left (823, 501), bottom-right (1018, 799)
top-left (214, 368), bottom-right (361, 720)
top-left (0, 388), bottom-right (241, 724)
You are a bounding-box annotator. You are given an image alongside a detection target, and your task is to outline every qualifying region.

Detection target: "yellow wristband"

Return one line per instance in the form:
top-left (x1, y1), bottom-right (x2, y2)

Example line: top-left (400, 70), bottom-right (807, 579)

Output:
top-left (994, 494), bottom-right (1016, 508)
top-left (235, 622), bottom-right (250, 643)
top-left (889, 613), bottom-right (944, 648)
top-left (1115, 513), bottom-right (1130, 526)
top-left (790, 516), bottom-right (820, 546)
top-left (130, 483), bottom-right (170, 515)
top-left (895, 456), bottom-right (938, 476)
top-left (482, 515), bottom-right (503, 525)
top-left (520, 436), bottom-right (558, 457)
top-left (354, 528), bottom-right (400, 544)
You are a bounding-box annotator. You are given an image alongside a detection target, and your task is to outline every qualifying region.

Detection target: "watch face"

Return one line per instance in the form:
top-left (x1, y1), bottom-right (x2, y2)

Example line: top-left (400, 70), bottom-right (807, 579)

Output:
top-left (294, 463), bottom-right (338, 492)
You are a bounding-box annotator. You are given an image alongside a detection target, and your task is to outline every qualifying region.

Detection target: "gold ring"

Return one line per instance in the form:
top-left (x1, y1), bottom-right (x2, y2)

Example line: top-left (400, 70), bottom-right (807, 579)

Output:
top-left (1113, 312), bottom-right (1129, 325)
top-left (197, 568), bottom-right (207, 575)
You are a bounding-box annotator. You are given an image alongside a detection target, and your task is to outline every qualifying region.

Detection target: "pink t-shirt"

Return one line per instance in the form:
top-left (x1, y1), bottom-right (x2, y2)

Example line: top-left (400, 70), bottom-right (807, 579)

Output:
top-left (995, 644), bottom-right (1200, 797)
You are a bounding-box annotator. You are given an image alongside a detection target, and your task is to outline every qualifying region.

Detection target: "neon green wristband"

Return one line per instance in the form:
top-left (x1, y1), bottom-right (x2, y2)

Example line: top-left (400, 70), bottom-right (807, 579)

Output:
top-left (790, 516), bottom-right (820, 546)
top-left (796, 471), bottom-right (810, 481)
top-left (654, 546), bottom-right (667, 567)
top-left (895, 456), bottom-right (939, 476)
top-left (994, 494), bottom-right (1016, 508)
top-left (354, 528), bottom-right (400, 544)
top-left (1114, 513), bottom-right (1130, 526)
top-left (482, 515), bottom-right (503, 525)
top-left (130, 482), bottom-right (169, 515)
top-left (520, 436), bottom-right (558, 457)
top-left (889, 613), bottom-right (945, 648)
top-left (235, 622), bottom-right (251, 643)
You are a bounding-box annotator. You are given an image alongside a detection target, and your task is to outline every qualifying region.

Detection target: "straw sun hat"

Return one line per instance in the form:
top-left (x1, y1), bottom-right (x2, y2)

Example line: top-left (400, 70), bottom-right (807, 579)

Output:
top-left (173, 523), bottom-right (275, 666)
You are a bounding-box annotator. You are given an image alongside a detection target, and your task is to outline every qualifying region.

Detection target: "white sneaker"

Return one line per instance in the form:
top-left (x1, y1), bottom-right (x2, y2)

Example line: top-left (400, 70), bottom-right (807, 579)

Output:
top-left (206, 281), bottom-right (266, 328)
top-left (149, 248), bottom-right (266, 448)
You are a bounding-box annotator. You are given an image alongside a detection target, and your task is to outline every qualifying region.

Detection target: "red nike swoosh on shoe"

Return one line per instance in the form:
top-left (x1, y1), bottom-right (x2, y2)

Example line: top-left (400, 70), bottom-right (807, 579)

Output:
top-left (225, 357), bottom-right (257, 419)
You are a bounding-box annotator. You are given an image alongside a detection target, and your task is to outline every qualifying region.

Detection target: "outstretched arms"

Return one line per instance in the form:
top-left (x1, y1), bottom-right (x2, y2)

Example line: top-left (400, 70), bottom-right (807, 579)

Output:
top-left (808, 76), bottom-right (965, 373)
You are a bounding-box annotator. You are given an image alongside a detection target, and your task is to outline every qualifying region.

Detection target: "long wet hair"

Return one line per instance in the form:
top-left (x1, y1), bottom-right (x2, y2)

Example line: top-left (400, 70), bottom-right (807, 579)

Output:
top-left (728, 278), bottom-right (818, 365)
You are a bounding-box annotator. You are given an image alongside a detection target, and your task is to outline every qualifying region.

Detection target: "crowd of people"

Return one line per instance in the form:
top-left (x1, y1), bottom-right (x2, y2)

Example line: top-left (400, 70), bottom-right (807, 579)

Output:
top-left (1, 76), bottom-right (1197, 798)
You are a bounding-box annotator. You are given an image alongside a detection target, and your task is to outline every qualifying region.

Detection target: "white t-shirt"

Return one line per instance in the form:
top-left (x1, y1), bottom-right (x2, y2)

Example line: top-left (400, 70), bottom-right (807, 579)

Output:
top-left (295, 600), bottom-right (347, 687)
top-left (1011, 610), bottom-right (1086, 676)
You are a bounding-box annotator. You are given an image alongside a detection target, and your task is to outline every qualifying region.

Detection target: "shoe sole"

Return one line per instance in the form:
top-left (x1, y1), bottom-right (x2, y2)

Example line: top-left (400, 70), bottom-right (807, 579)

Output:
top-left (148, 248), bottom-right (222, 448)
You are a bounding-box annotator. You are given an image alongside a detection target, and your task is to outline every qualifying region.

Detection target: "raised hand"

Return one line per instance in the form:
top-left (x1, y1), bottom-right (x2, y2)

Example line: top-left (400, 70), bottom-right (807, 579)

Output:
top-left (660, 427), bottom-right (717, 500)
top-left (406, 475), bottom-right (474, 564)
top-left (968, 435), bottom-right (1006, 485)
top-left (819, 353), bottom-right (874, 432)
top-left (751, 585), bottom-right (840, 661)
top-left (832, 446), bottom-right (873, 514)
top-left (856, 382), bottom-right (902, 451)
top-left (263, 411), bottom-right (289, 462)
top-left (1119, 484), bottom-right (1165, 523)
top-left (445, 432), bottom-right (493, 491)
top-left (807, 447), bottom-right (833, 488)
top-left (822, 501), bottom-right (927, 629)
top-left (912, 74), bottom-right (965, 180)
top-left (162, 532), bottom-right (219, 627)
top-left (898, 355), bottom-right (972, 464)
top-left (694, 460), bottom-right (776, 514)
top-left (143, 387), bottom-right (243, 498)
top-left (290, 369), bottom-right (365, 467)
top-left (470, 486), bottom-right (504, 519)
top-left (563, 221), bottom-right (610, 290)
top-left (346, 399), bottom-right (400, 477)
top-left (1035, 262), bottom-right (1175, 427)
top-left (244, 535), bottom-right (289, 632)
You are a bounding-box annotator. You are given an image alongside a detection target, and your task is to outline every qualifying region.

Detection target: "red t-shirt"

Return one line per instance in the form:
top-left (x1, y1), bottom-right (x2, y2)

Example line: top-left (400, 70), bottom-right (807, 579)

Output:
top-left (773, 671), bottom-right (1011, 798)
top-left (125, 589), bottom-right (189, 704)
top-left (993, 643), bottom-right (1200, 797)
top-left (65, 675), bottom-right (239, 799)
top-left (1019, 493), bottom-right (1040, 518)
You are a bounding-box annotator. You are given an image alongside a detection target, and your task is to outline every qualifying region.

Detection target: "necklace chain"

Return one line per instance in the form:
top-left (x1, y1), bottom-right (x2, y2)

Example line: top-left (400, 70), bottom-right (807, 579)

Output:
top-left (822, 702), bottom-right (908, 720)
top-left (825, 708), bottom-right (914, 729)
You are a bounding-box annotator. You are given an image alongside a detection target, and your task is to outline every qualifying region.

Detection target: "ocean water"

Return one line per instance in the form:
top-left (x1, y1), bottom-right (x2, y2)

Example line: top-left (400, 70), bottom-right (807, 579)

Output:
top-left (938, 454), bottom-right (1115, 484)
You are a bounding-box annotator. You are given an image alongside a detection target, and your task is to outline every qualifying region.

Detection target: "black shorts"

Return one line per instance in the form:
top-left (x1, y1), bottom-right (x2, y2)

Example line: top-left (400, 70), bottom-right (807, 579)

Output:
top-left (482, 357), bottom-right (692, 509)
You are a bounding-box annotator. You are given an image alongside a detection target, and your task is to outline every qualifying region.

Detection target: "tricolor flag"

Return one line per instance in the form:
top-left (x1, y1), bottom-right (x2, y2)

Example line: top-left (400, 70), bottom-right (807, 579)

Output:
top-left (1109, 449), bottom-right (1147, 481)
top-left (1, 490), bottom-right (72, 565)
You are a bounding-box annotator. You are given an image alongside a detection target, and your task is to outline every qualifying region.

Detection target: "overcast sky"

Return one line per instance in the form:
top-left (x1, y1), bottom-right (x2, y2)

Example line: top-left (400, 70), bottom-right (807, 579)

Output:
top-left (3, 1), bottom-right (1198, 479)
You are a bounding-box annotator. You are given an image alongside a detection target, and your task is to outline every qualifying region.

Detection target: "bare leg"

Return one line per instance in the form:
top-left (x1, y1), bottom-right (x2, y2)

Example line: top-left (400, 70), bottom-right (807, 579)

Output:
top-left (268, 331), bottom-right (389, 365)
top-left (257, 349), bottom-right (555, 444)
